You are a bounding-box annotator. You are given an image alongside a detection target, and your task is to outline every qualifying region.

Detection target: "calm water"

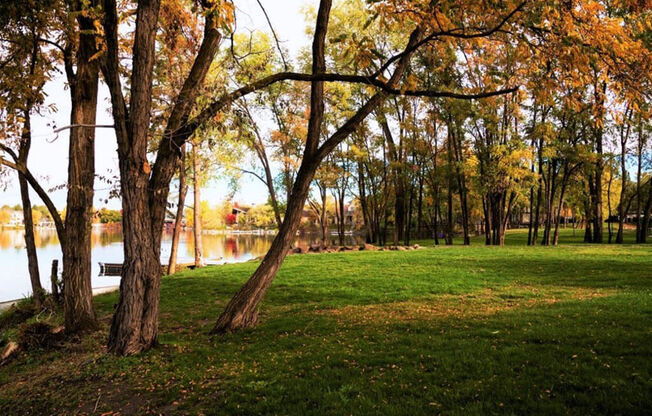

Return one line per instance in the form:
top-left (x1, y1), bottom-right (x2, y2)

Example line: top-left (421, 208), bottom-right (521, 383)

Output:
top-left (0, 227), bottom-right (362, 302)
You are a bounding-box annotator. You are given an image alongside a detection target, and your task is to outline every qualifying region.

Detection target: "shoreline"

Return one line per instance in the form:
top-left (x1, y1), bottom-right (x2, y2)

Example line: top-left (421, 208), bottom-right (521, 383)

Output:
top-left (0, 285), bottom-right (120, 312)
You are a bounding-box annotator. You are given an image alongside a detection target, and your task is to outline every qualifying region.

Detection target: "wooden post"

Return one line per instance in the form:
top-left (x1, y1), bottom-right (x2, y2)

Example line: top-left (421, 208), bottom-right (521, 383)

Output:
top-left (50, 260), bottom-right (59, 303)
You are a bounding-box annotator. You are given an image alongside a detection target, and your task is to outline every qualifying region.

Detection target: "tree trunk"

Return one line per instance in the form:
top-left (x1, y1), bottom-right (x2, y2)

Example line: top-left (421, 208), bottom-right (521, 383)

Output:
top-left (635, 118), bottom-right (644, 243)
top-left (607, 166), bottom-right (614, 244)
top-left (640, 178), bottom-right (652, 244)
top-left (211, 11), bottom-right (421, 333)
top-left (17, 111), bottom-right (44, 306)
top-left (192, 143), bottom-right (204, 267)
top-left (451, 125), bottom-right (470, 245)
top-left (532, 136), bottom-right (544, 245)
top-left (63, 8), bottom-right (100, 333)
top-left (592, 82), bottom-right (606, 244)
top-left (106, 0), bottom-right (162, 355)
top-left (212, 162), bottom-right (316, 334)
top-left (168, 145), bottom-right (187, 275)
top-left (616, 111), bottom-right (632, 244)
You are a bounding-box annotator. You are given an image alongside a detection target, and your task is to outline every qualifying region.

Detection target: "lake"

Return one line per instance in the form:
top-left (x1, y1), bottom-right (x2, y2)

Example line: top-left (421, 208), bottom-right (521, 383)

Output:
top-left (0, 226), bottom-right (363, 302)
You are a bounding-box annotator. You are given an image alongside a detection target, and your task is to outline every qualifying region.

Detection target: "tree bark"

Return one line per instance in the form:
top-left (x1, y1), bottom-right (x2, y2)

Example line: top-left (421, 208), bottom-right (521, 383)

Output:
top-left (62, 4), bottom-right (100, 333)
top-left (168, 145), bottom-right (187, 275)
top-left (616, 108), bottom-right (632, 244)
top-left (105, 0), bottom-right (162, 355)
top-left (192, 143), bottom-right (204, 267)
top-left (592, 81), bottom-right (606, 244)
top-left (17, 110), bottom-right (44, 306)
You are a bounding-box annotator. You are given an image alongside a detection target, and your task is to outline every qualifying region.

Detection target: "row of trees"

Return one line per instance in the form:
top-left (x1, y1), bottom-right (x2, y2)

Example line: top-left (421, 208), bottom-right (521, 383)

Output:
top-left (1, 0), bottom-right (650, 355)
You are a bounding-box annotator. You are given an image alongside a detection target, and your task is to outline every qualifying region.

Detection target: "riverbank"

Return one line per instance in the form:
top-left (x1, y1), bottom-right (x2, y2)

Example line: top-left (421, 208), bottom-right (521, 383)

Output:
top-left (0, 286), bottom-right (120, 312)
top-left (1, 241), bottom-right (650, 414)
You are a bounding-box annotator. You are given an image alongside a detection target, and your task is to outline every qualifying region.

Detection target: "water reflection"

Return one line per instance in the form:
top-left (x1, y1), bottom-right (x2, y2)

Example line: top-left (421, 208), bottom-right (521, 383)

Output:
top-left (0, 227), bottom-right (363, 302)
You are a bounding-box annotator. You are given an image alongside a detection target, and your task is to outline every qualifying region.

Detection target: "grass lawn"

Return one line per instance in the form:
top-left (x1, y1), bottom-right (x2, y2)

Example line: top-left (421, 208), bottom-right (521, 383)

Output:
top-left (1, 229), bottom-right (651, 415)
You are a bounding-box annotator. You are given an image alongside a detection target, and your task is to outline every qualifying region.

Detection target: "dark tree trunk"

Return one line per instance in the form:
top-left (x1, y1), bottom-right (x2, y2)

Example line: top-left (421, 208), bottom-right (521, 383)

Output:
top-left (63, 6), bottom-right (100, 333)
top-left (532, 136), bottom-right (544, 246)
top-left (168, 145), bottom-right (187, 275)
top-left (380, 119), bottom-right (404, 246)
top-left (583, 179), bottom-right (594, 243)
top-left (445, 132), bottom-right (454, 245)
top-left (635, 119), bottom-right (644, 243)
top-left (18, 111), bottom-right (44, 306)
top-left (616, 109), bottom-right (632, 244)
top-left (416, 169), bottom-right (424, 239)
top-left (607, 167), bottom-right (614, 244)
top-left (527, 185), bottom-right (534, 245)
top-left (552, 167), bottom-right (571, 245)
top-left (641, 181), bottom-right (652, 243)
top-left (192, 143), bottom-right (204, 267)
top-left (104, 0), bottom-right (163, 355)
top-left (592, 82), bottom-right (606, 244)
top-left (451, 124), bottom-right (470, 245)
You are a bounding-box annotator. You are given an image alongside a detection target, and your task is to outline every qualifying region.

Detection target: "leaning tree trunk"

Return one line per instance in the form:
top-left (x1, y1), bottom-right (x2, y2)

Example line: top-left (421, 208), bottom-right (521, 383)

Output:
top-left (211, 164), bottom-right (315, 334)
top-left (18, 112), bottom-right (44, 306)
top-left (168, 145), bottom-right (187, 275)
top-left (210, 5), bottom-right (421, 334)
top-left (19, 175), bottom-right (43, 305)
top-left (62, 12), bottom-right (100, 333)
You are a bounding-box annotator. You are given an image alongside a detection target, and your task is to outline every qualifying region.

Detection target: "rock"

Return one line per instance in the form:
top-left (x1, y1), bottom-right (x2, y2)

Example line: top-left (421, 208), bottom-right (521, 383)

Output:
top-left (309, 245), bottom-right (325, 253)
top-left (291, 247), bottom-right (305, 254)
top-left (338, 246), bottom-right (352, 252)
top-left (1, 341), bottom-right (18, 362)
top-left (412, 244), bottom-right (420, 250)
top-left (395, 246), bottom-right (407, 251)
top-left (51, 326), bottom-right (65, 335)
top-left (362, 243), bottom-right (378, 251)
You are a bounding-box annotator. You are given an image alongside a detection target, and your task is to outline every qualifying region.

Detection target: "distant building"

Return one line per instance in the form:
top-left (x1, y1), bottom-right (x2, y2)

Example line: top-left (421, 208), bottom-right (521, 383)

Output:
top-left (9, 211), bottom-right (24, 227)
top-left (231, 203), bottom-right (249, 224)
top-left (37, 217), bottom-right (55, 228)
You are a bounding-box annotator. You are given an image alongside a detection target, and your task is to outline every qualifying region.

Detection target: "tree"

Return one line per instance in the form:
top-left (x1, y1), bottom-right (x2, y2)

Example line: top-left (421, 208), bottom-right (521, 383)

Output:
top-left (211, 0), bottom-right (524, 334)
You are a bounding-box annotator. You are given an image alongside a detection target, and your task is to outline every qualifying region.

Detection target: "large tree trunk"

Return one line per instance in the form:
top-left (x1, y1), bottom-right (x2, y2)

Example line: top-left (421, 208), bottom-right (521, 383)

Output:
top-left (62, 8), bottom-right (99, 333)
top-left (105, 0), bottom-right (162, 355)
top-left (168, 145), bottom-right (187, 275)
top-left (108, 159), bottom-right (161, 354)
top-left (192, 143), bottom-right (204, 267)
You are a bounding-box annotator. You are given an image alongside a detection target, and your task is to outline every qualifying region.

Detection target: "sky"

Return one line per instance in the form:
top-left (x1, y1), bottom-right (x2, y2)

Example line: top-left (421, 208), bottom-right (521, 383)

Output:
top-left (0, 0), bottom-right (314, 211)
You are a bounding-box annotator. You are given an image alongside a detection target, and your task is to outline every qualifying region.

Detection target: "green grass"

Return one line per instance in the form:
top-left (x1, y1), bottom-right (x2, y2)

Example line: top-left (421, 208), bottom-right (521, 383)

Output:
top-left (1, 229), bottom-right (651, 415)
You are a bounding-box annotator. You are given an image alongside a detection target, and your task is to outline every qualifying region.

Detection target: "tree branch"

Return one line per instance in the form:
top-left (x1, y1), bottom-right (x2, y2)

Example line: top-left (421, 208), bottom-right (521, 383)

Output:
top-left (0, 153), bottom-right (65, 241)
